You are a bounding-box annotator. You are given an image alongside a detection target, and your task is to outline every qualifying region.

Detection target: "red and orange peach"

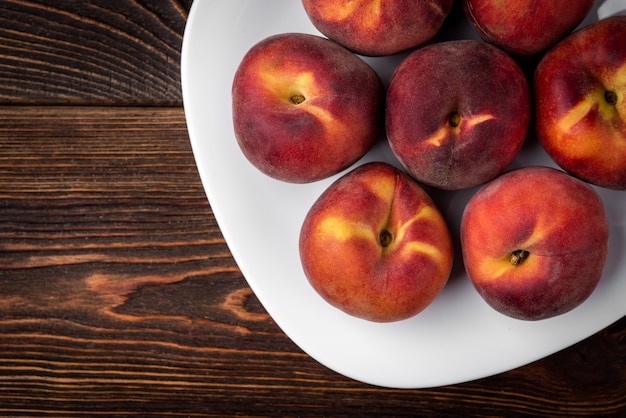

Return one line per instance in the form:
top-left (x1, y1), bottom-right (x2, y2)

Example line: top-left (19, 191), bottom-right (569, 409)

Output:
top-left (301, 0), bottom-right (454, 56)
top-left (299, 162), bottom-right (453, 322)
top-left (461, 166), bottom-right (609, 321)
top-left (463, 0), bottom-right (594, 56)
top-left (534, 16), bottom-right (626, 190)
top-left (232, 33), bottom-right (384, 183)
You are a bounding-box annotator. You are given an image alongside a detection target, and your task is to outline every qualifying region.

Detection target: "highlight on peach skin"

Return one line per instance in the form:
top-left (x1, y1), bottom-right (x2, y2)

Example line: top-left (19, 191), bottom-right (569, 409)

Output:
top-left (534, 16), bottom-right (626, 190)
top-left (299, 162), bottom-right (454, 323)
top-left (232, 32), bottom-right (384, 184)
top-left (460, 166), bottom-right (609, 321)
top-left (301, 0), bottom-right (454, 56)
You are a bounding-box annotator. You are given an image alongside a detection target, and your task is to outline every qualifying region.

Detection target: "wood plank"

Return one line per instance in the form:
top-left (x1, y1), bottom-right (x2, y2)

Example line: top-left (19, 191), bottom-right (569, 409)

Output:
top-left (0, 0), bottom-right (192, 105)
top-left (0, 106), bottom-right (624, 416)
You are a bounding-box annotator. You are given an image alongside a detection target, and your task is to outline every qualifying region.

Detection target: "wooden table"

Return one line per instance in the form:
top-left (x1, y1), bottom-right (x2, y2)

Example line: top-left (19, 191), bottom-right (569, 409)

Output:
top-left (0, 1), bottom-right (624, 416)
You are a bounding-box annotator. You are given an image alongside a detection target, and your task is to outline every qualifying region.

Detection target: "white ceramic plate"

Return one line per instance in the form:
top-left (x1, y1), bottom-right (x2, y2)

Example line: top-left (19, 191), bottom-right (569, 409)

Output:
top-left (181, 1), bottom-right (626, 388)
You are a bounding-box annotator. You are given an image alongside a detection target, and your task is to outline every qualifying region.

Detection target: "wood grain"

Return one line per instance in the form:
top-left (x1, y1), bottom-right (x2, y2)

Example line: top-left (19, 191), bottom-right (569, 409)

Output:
top-left (0, 0), bottom-right (623, 416)
top-left (0, 106), bottom-right (624, 417)
top-left (0, 0), bottom-right (192, 105)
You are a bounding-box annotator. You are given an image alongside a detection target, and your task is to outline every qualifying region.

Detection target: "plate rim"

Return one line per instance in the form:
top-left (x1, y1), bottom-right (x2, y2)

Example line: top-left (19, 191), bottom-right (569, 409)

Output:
top-left (181, 0), bottom-right (626, 388)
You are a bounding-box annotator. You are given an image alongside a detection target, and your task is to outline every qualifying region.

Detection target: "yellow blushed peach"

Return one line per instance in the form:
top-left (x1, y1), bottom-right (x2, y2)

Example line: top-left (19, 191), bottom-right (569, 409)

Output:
top-left (535, 16), bottom-right (626, 190)
top-left (461, 166), bottom-right (609, 321)
top-left (299, 162), bottom-right (453, 322)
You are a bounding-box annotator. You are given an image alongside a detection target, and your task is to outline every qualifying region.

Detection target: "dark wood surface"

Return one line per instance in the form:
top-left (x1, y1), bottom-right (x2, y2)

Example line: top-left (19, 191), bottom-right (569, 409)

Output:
top-left (0, 1), bottom-right (624, 416)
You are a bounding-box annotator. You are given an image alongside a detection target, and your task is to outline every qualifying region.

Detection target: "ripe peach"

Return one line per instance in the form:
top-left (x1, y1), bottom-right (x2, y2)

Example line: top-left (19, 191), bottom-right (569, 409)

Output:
top-left (463, 0), bottom-right (594, 56)
top-left (534, 16), bottom-right (626, 190)
top-left (299, 162), bottom-right (453, 322)
top-left (461, 166), bottom-right (609, 321)
top-left (301, 0), bottom-right (454, 56)
top-left (232, 33), bottom-right (384, 183)
top-left (386, 40), bottom-right (530, 190)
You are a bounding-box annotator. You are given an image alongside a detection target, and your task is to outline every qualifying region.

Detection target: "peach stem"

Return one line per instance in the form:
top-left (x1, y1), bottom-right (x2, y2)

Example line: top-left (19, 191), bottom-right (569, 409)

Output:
top-left (379, 229), bottom-right (393, 248)
top-left (605, 90), bottom-right (618, 106)
top-left (448, 112), bottom-right (461, 128)
top-left (510, 249), bottom-right (530, 266)
top-left (290, 94), bottom-right (306, 105)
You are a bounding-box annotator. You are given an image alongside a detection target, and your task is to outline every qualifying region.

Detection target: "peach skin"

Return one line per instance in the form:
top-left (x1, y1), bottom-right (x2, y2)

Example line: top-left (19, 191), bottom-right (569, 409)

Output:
top-left (301, 0), bottom-right (454, 56)
top-left (463, 0), bottom-right (594, 56)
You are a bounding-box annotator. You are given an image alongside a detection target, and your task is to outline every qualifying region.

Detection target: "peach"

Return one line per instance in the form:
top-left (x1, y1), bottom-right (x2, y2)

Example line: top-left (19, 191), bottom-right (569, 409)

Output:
top-left (534, 16), bottom-right (626, 190)
top-left (299, 162), bottom-right (453, 322)
top-left (232, 33), bottom-right (384, 183)
top-left (461, 166), bottom-right (609, 321)
top-left (386, 40), bottom-right (530, 190)
top-left (463, 0), bottom-right (594, 56)
top-left (301, 0), bottom-right (454, 56)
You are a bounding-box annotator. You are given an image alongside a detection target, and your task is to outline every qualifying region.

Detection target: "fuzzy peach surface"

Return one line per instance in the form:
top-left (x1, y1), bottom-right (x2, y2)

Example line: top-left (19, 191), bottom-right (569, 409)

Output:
top-left (299, 162), bottom-right (453, 322)
top-left (461, 166), bottom-right (609, 320)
